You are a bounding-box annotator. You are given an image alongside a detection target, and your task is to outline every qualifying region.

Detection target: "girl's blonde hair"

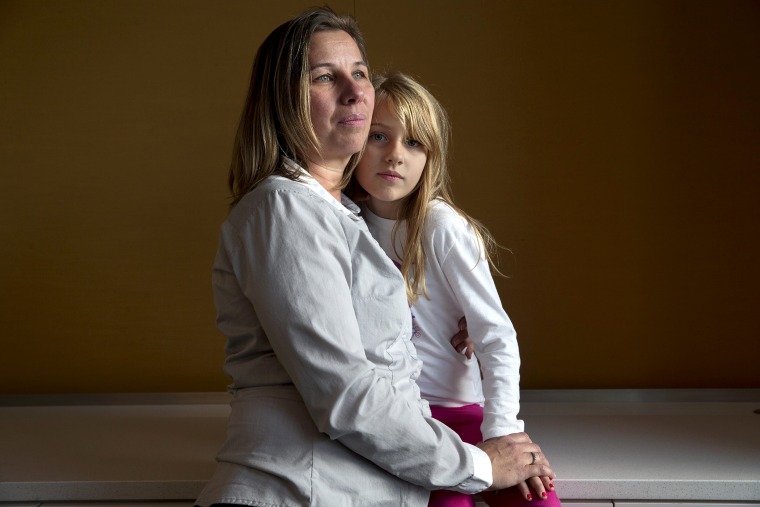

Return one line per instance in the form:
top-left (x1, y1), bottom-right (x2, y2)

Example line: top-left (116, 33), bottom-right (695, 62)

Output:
top-left (371, 72), bottom-right (502, 302)
top-left (228, 7), bottom-right (368, 206)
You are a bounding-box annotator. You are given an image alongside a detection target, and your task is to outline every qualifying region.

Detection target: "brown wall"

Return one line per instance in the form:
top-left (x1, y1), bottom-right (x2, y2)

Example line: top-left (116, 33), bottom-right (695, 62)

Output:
top-left (1, 0), bottom-right (758, 394)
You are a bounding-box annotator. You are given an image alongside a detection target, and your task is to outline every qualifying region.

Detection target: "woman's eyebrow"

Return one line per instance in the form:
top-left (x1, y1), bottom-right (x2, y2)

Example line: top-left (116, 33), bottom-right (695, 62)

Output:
top-left (309, 63), bottom-right (330, 72)
top-left (309, 60), bottom-right (367, 72)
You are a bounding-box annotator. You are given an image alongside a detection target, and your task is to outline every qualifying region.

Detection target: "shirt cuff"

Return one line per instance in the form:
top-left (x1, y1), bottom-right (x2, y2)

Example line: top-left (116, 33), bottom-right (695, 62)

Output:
top-left (452, 443), bottom-right (492, 494)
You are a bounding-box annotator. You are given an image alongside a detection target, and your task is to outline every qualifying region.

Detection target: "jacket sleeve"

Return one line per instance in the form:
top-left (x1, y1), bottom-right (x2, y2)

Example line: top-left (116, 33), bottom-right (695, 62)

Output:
top-left (224, 186), bottom-right (476, 490)
top-left (437, 217), bottom-right (525, 440)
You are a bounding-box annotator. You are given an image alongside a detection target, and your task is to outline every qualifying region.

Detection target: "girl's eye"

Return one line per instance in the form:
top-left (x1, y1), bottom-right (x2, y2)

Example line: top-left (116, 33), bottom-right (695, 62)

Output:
top-left (369, 133), bottom-right (387, 142)
top-left (406, 139), bottom-right (423, 148)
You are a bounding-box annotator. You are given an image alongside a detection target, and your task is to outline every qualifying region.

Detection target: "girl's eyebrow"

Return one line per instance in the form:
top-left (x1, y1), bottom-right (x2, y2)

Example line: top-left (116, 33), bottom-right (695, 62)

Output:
top-left (370, 121), bottom-right (392, 128)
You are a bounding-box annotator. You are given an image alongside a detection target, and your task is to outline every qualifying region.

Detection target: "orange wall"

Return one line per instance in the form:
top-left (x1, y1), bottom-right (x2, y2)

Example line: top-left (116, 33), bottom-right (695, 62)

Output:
top-left (1, 0), bottom-right (758, 394)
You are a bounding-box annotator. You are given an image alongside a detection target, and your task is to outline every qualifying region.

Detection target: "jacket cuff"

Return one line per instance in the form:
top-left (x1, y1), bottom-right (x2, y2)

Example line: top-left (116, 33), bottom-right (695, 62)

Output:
top-left (451, 443), bottom-right (492, 493)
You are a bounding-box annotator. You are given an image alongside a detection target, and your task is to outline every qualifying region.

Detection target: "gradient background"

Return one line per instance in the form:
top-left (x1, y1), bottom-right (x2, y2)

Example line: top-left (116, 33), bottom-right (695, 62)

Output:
top-left (1, 0), bottom-right (758, 394)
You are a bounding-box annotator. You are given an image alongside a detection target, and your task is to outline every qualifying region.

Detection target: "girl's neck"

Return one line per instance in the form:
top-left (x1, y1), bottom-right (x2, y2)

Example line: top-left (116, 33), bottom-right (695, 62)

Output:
top-left (367, 198), bottom-right (402, 220)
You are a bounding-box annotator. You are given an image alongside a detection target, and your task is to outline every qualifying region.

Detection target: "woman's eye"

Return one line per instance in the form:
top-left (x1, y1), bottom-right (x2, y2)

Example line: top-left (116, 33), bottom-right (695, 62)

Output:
top-left (314, 74), bottom-right (332, 82)
top-left (353, 70), bottom-right (367, 79)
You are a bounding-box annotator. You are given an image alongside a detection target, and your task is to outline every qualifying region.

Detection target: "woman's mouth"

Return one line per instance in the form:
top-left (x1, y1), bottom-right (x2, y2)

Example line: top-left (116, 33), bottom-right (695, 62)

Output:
top-left (339, 114), bottom-right (366, 127)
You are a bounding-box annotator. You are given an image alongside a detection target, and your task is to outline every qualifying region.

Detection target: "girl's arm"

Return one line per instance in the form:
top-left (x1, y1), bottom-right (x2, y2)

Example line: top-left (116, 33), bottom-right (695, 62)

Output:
top-left (437, 212), bottom-right (524, 440)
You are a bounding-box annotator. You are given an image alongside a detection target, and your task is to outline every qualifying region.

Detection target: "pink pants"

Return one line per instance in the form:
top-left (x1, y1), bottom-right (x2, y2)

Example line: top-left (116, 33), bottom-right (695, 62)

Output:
top-left (428, 404), bottom-right (562, 507)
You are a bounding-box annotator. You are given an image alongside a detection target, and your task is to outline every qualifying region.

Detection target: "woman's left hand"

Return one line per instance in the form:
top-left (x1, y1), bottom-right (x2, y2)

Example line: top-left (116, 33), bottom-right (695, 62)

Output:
top-left (449, 317), bottom-right (474, 359)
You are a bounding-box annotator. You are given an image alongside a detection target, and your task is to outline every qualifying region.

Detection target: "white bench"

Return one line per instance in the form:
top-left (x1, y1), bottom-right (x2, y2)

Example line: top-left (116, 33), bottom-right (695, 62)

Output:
top-left (1, 390), bottom-right (758, 506)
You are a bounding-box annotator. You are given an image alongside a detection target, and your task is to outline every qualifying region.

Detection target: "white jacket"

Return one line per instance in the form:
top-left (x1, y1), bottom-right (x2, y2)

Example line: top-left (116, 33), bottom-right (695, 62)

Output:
top-left (197, 165), bottom-right (489, 507)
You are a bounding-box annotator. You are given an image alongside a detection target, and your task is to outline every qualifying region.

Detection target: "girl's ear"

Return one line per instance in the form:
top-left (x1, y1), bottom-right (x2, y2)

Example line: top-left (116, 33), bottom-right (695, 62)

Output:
top-left (347, 180), bottom-right (370, 202)
top-left (411, 179), bottom-right (425, 198)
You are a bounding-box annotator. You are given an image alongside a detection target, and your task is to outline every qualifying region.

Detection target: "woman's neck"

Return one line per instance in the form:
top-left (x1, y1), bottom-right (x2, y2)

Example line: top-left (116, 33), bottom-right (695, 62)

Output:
top-left (307, 159), bottom-right (348, 200)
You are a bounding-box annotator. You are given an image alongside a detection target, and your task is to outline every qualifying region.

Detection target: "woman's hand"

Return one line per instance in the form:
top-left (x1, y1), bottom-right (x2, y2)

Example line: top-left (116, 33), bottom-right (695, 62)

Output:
top-left (477, 432), bottom-right (554, 491)
top-left (449, 317), bottom-right (474, 359)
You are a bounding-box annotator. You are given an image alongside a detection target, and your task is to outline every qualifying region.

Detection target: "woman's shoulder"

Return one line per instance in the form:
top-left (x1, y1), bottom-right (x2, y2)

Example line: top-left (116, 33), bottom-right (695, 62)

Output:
top-left (250, 174), bottom-right (312, 198)
top-left (226, 176), bottom-right (321, 226)
top-left (240, 176), bottom-right (316, 206)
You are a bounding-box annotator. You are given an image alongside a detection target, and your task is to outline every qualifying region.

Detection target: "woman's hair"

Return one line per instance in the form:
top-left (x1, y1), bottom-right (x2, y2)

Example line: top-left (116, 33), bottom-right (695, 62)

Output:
top-left (228, 7), bottom-right (368, 206)
top-left (370, 72), bottom-right (503, 302)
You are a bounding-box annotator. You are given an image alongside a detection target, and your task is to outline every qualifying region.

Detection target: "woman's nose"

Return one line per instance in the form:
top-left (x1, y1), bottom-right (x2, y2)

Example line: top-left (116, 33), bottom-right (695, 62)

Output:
top-left (342, 78), bottom-right (366, 104)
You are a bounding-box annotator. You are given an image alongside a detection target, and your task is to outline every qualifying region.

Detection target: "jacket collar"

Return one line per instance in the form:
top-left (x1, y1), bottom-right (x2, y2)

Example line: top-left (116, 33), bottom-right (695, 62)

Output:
top-left (282, 158), bottom-right (361, 221)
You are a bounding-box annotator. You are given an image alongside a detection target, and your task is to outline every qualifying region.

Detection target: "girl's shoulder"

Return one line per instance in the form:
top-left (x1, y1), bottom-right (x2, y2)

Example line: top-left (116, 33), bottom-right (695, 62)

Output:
top-left (427, 199), bottom-right (471, 233)
top-left (425, 199), bottom-right (481, 253)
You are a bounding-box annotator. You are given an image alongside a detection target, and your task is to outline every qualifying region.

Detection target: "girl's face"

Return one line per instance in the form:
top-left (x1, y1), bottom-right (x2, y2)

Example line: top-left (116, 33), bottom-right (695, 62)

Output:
top-left (307, 30), bottom-right (374, 170)
top-left (355, 101), bottom-right (427, 219)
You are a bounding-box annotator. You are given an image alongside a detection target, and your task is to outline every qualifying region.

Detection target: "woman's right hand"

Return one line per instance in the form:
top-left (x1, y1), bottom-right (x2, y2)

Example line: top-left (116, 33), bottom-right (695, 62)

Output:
top-left (477, 432), bottom-right (554, 491)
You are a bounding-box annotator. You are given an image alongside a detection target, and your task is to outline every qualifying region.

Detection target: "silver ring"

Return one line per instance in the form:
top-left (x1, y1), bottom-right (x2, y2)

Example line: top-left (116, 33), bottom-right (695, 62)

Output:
top-left (530, 451), bottom-right (536, 465)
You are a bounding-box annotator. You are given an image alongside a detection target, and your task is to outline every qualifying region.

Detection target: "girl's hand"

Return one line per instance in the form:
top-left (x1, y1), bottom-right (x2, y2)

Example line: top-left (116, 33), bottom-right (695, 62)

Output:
top-left (449, 317), bottom-right (474, 359)
top-left (516, 475), bottom-right (555, 501)
top-left (539, 474), bottom-right (556, 496)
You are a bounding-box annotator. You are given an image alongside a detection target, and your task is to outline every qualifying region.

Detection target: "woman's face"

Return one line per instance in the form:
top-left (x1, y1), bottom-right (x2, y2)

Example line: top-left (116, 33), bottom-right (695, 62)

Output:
top-left (355, 101), bottom-right (428, 219)
top-left (307, 30), bottom-right (374, 169)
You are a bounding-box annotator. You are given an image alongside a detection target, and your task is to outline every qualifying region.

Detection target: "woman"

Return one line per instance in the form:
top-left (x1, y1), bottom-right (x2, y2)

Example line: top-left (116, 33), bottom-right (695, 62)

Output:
top-left (196, 7), bottom-right (551, 507)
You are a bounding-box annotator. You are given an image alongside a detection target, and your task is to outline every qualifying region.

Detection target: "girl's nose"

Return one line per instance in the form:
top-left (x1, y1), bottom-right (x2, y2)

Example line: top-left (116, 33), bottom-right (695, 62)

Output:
top-left (386, 143), bottom-right (403, 165)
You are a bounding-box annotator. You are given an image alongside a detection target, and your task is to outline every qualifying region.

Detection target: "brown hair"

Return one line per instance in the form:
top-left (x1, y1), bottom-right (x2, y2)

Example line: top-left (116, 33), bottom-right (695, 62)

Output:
top-left (228, 7), bottom-right (368, 206)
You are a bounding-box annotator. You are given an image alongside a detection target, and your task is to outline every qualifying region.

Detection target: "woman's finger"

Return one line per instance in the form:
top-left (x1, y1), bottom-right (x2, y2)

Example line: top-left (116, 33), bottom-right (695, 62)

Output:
top-left (449, 330), bottom-right (473, 359)
top-left (526, 447), bottom-right (554, 483)
top-left (503, 431), bottom-right (534, 444)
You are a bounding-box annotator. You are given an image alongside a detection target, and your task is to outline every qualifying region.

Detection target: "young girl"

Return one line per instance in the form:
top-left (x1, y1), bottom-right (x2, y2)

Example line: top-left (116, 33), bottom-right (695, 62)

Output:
top-left (353, 72), bottom-right (561, 507)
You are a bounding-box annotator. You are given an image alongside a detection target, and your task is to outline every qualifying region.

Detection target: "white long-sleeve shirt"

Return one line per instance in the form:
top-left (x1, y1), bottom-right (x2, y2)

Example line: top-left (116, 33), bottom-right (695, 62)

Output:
top-left (361, 200), bottom-right (524, 440)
